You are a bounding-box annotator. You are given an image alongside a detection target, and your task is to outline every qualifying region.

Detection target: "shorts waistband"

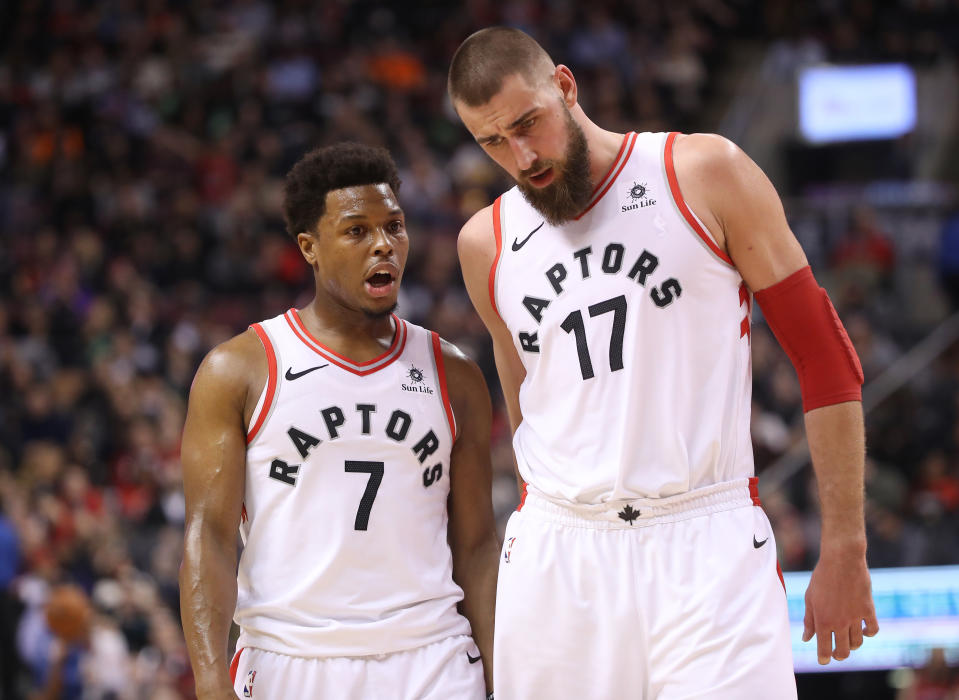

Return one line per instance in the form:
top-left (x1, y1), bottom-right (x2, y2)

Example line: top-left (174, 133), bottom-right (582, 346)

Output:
top-left (520, 477), bottom-right (761, 530)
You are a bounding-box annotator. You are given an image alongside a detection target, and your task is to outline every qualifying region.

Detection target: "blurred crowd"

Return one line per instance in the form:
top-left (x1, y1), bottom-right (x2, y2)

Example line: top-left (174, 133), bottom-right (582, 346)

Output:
top-left (1, 0), bottom-right (958, 697)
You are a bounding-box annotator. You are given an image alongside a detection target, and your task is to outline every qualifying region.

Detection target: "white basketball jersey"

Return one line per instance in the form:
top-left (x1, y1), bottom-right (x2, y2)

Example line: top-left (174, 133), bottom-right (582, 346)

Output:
top-left (491, 131), bottom-right (754, 504)
top-left (234, 309), bottom-right (471, 657)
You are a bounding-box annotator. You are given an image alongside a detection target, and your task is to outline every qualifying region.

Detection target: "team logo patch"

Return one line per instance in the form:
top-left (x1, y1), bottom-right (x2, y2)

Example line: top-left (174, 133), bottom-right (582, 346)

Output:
top-left (622, 181), bottom-right (656, 212)
top-left (504, 536), bottom-right (517, 563)
top-left (618, 504), bottom-right (640, 525)
top-left (243, 670), bottom-right (256, 697)
top-left (402, 364), bottom-right (434, 394)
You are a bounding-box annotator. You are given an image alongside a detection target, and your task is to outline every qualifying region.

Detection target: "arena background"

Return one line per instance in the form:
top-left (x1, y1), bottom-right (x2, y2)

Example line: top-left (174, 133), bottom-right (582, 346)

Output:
top-left (1, 0), bottom-right (958, 697)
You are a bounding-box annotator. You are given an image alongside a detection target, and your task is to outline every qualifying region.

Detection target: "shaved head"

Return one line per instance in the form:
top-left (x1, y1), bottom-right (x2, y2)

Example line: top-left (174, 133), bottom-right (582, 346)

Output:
top-left (448, 27), bottom-right (556, 107)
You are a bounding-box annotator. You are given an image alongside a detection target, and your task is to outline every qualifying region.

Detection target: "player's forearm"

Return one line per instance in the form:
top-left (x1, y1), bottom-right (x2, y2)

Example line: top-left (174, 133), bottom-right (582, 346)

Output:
top-left (454, 537), bottom-right (499, 691)
top-left (804, 401), bottom-right (867, 554)
top-left (180, 524), bottom-right (240, 695)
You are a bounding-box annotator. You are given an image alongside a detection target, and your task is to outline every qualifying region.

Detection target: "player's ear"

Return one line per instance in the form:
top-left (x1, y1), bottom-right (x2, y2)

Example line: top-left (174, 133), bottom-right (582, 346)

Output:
top-left (297, 230), bottom-right (319, 267)
top-left (554, 65), bottom-right (577, 109)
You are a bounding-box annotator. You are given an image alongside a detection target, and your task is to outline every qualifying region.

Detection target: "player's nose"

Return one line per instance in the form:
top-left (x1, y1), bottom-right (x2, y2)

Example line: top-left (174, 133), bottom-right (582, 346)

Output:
top-left (509, 137), bottom-right (536, 172)
top-left (371, 226), bottom-right (394, 256)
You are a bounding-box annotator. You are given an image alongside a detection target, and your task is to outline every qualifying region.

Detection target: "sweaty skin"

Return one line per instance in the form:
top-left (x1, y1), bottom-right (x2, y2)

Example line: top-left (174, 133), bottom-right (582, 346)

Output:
top-left (180, 184), bottom-right (498, 697)
top-left (455, 66), bottom-right (878, 666)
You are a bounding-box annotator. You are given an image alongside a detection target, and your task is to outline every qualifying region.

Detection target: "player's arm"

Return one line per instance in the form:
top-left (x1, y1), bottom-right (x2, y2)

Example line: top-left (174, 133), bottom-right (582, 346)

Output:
top-left (179, 330), bottom-right (264, 699)
top-left (458, 206), bottom-right (527, 495)
top-left (442, 339), bottom-right (499, 693)
top-left (673, 133), bottom-right (879, 664)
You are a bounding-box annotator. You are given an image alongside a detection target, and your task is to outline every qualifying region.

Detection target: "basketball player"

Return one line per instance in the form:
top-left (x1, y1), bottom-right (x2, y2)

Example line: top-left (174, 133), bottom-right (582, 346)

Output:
top-left (448, 28), bottom-right (879, 699)
top-left (179, 143), bottom-right (497, 699)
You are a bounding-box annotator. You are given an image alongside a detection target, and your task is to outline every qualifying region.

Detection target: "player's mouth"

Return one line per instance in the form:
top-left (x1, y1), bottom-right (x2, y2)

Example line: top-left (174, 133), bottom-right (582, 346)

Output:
top-left (364, 264), bottom-right (398, 298)
top-left (526, 166), bottom-right (555, 188)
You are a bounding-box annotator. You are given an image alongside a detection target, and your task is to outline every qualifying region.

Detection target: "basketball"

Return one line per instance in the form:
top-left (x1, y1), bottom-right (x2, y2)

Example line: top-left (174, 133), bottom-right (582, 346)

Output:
top-left (45, 585), bottom-right (92, 643)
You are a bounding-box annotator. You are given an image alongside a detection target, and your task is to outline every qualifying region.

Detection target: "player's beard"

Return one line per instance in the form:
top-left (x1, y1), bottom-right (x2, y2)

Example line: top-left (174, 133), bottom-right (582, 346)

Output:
top-left (516, 107), bottom-right (592, 226)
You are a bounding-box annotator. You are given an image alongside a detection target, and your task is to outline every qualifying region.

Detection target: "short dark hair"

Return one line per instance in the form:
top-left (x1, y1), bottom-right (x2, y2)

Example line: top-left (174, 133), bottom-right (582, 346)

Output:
top-left (282, 142), bottom-right (401, 239)
top-left (448, 27), bottom-right (555, 107)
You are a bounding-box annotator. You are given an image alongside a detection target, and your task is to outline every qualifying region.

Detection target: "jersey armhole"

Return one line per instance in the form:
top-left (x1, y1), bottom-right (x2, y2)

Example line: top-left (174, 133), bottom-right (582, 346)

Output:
top-left (663, 131), bottom-right (735, 268)
top-left (246, 323), bottom-right (279, 445)
top-left (488, 196), bottom-right (505, 322)
top-left (430, 331), bottom-right (457, 442)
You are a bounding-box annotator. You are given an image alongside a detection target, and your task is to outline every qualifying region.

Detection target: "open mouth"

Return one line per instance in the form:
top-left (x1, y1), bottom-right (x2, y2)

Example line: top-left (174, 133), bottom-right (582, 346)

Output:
top-left (527, 167), bottom-right (554, 188)
top-left (365, 270), bottom-right (396, 298)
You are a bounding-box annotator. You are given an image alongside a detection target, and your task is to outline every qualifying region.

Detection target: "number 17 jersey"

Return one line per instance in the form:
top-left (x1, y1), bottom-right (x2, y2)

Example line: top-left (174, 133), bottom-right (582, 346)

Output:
top-left (491, 131), bottom-right (755, 504)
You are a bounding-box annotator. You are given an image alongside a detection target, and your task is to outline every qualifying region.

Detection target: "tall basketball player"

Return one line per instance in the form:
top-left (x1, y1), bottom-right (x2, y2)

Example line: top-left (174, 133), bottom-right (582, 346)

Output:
top-left (448, 28), bottom-right (879, 699)
top-left (180, 143), bottom-right (497, 699)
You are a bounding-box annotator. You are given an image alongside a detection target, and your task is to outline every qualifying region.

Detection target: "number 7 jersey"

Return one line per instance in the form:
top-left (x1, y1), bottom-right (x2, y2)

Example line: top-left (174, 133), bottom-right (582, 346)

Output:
top-left (234, 310), bottom-right (470, 657)
top-left (491, 131), bottom-right (755, 504)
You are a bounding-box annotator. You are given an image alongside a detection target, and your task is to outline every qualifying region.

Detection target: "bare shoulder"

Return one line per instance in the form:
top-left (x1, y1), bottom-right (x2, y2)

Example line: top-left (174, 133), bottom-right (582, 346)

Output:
top-left (674, 134), bottom-right (806, 288)
top-left (672, 132), bottom-right (750, 181)
top-left (457, 203), bottom-right (496, 258)
top-left (438, 336), bottom-right (487, 394)
top-left (192, 328), bottom-right (267, 409)
top-left (672, 132), bottom-right (787, 244)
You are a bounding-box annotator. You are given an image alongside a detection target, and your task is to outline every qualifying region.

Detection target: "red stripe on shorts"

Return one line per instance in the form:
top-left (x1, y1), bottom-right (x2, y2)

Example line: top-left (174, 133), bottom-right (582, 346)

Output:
top-left (748, 476), bottom-right (761, 506)
top-left (229, 647), bottom-right (244, 684)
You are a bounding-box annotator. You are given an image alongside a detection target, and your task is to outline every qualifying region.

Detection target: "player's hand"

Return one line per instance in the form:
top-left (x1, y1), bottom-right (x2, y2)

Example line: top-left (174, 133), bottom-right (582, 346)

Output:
top-left (802, 544), bottom-right (879, 664)
top-left (193, 679), bottom-right (241, 700)
top-left (194, 689), bottom-right (240, 700)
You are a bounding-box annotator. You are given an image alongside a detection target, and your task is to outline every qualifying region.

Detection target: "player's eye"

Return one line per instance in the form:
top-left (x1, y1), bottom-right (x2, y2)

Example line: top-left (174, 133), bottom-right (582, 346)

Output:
top-left (521, 117), bottom-right (536, 130)
top-left (347, 226), bottom-right (365, 236)
top-left (388, 220), bottom-right (405, 233)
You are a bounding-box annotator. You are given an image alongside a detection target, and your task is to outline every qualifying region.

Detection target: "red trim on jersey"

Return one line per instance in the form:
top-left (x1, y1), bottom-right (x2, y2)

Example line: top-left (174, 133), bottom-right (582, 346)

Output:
top-left (748, 476), bottom-right (761, 506)
top-left (589, 131), bottom-right (631, 197)
top-left (664, 132), bottom-right (735, 266)
top-left (284, 310), bottom-right (407, 376)
top-left (229, 647), bottom-right (244, 684)
top-left (776, 560), bottom-right (786, 593)
top-left (430, 331), bottom-right (457, 442)
top-left (489, 196), bottom-right (504, 320)
top-left (575, 132), bottom-right (637, 220)
top-left (289, 308), bottom-right (401, 364)
top-left (247, 323), bottom-right (277, 445)
top-left (516, 482), bottom-right (528, 511)
top-left (739, 282), bottom-right (752, 339)
top-left (240, 503), bottom-right (248, 523)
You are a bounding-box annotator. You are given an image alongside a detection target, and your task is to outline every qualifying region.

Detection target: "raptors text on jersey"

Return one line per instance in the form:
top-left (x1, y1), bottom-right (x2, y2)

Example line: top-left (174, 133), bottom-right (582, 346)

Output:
top-left (491, 131), bottom-right (755, 504)
top-left (234, 310), bottom-right (470, 657)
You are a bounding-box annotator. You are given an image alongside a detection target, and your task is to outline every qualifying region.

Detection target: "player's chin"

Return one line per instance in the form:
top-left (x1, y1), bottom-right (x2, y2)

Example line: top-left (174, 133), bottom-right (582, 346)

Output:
top-left (361, 299), bottom-right (398, 319)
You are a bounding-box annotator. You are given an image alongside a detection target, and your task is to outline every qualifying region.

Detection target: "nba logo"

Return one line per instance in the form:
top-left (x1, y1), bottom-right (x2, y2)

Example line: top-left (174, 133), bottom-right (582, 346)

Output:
top-left (243, 670), bottom-right (256, 697)
top-left (504, 537), bottom-right (517, 563)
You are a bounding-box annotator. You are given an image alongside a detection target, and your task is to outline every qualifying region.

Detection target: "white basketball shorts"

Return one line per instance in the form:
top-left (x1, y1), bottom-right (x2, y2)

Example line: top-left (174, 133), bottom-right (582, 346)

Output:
top-left (230, 634), bottom-right (486, 699)
top-left (494, 478), bottom-right (796, 700)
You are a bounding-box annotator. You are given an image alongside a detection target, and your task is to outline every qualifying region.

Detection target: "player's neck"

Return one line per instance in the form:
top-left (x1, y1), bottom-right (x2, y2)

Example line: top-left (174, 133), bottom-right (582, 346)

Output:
top-left (574, 109), bottom-right (628, 190)
top-left (298, 298), bottom-right (398, 363)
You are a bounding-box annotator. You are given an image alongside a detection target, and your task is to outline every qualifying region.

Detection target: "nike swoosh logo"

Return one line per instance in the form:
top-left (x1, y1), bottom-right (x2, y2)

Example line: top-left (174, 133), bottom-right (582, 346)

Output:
top-left (511, 221), bottom-right (544, 251)
top-left (753, 535), bottom-right (768, 549)
top-left (466, 651), bottom-right (481, 664)
top-left (285, 365), bottom-right (329, 380)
